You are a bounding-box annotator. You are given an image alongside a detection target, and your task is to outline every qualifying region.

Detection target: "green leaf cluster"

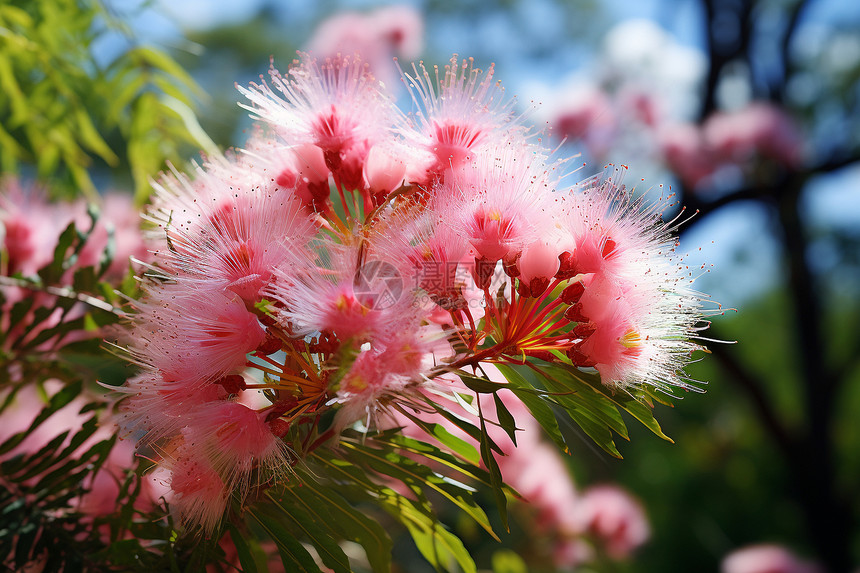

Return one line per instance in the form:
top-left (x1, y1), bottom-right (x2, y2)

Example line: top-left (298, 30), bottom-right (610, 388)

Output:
top-left (0, 0), bottom-right (203, 202)
top-left (495, 363), bottom-right (674, 459)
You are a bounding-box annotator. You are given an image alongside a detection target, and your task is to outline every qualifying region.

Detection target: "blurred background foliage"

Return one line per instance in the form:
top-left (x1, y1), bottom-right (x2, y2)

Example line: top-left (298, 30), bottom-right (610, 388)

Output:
top-left (1, 0), bottom-right (859, 571)
top-left (0, 0), bottom-right (204, 202)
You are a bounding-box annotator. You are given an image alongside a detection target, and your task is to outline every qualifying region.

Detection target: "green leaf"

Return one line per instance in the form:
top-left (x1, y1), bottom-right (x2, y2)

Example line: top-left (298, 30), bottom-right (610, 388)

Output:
top-left (278, 463), bottom-right (392, 573)
top-left (37, 222), bottom-right (78, 285)
top-left (491, 549), bottom-right (528, 573)
top-left (395, 409), bottom-right (480, 465)
top-left (478, 399), bottom-right (508, 532)
top-left (528, 365), bottom-right (626, 457)
top-left (427, 402), bottom-right (505, 455)
top-left (565, 366), bottom-right (674, 442)
top-left (247, 506), bottom-right (321, 573)
top-left (73, 108), bottom-right (118, 165)
top-left (340, 439), bottom-right (500, 541)
top-left (494, 364), bottom-right (569, 454)
top-left (7, 296), bottom-right (35, 334)
top-left (131, 47), bottom-right (201, 96)
top-left (226, 524), bottom-right (259, 573)
top-left (458, 371), bottom-right (509, 394)
top-left (370, 433), bottom-right (517, 498)
top-left (390, 497), bottom-right (476, 573)
top-left (493, 393), bottom-right (518, 446)
top-left (265, 492), bottom-right (350, 573)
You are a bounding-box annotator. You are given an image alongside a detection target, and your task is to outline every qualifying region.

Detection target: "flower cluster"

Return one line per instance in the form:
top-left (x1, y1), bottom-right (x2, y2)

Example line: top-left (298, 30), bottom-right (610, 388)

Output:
top-left (115, 53), bottom-right (711, 532)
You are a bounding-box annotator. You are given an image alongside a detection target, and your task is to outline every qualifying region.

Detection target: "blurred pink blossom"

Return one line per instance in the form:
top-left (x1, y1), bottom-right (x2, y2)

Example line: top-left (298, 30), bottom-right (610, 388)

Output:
top-left (548, 85), bottom-right (616, 158)
top-left (704, 103), bottom-right (804, 168)
top-left (657, 122), bottom-right (719, 189)
top-left (0, 180), bottom-right (80, 276)
top-left (306, 5), bottom-right (423, 86)
top-left (576, 484), bottom-right (650, 559)
top-left (721, 544), bottom-right (822, 573)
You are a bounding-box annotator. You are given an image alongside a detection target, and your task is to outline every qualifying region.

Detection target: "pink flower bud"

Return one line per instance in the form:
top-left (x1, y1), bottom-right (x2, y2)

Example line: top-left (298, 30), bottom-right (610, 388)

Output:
top-left (364, 144), bottom-right (406, 196)
top-left (519, 240), bottom-right (561, 295)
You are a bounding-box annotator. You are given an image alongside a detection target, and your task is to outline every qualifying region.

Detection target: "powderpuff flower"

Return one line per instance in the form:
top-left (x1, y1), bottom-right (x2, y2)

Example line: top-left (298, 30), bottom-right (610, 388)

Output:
top-left (161, 446), bottom-right (231, 533)
top-left (242, 133), bottom-right (331, 213)
top-left (721, 544), bottom-right (822, 573)
top-left (573, 274), bottom-right (648, 381)
top-left (124, 283), bottom-right (266, 388)
top-left (367, 203), bottom-right (468, 310)
top-left (148, 156), bottom-right (316, 303)
top-left (559, 170), bottom-right (707, 390)
top-left (238, 53), bottom-right (397, 191)
top-left (331, 345), bottom-right (412, 430)
top-left (115, 370), bottom-right (227, 444)
top-left (397, 55), bottom-right (532, 183)
top-left (306, 5), bottom-right (424, 87)
top-left (575, 485), bottom-right (650, 559)
top-left (181, 400), bottom-right (289, 493)
top-left (436, 144), bottom-right (558, 266)
top-left (268, 241), bottom-right (421, 344)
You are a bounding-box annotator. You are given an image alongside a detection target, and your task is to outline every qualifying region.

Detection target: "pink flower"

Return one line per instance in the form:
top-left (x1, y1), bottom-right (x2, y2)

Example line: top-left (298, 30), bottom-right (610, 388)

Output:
top-left (125, 283), bottom-right (266, 387)
top-left (397, 56), bottom-right (531, 184)
top-left (557, 169), bottom-right (707, 390)
top-left (576, 485), bottom-right (650, 559)
top-left (161, 447), bottom-right (230, 533)
top-left (331, 346), bottom-right (412, 430)
top-left (181, 400), bottom-right (288, 492)
top-left (306, 5), bottom-right (424, 87)
top-left (268, 242), bottom-right (422, 344)
top-left (238, 53), bottom-right (398, 193)
top-left (721, 544), bottom-right (822, 573)
top-left (370, 207), bottom-right (469, 311)
top-left (115, 370), bottom-right (227, 444)
top-left (149, 154), bottom-right (315, 302)
top-left (657, 122), bottom-right (719, 189)
top-left (704, 103), bottom-right (804, 168)
top-left (436, 144), bottom-right (558, 265)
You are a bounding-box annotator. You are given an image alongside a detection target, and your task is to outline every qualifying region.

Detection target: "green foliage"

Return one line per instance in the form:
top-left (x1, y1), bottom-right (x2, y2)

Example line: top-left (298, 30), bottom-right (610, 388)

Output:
top-left (0, 0), bottom-right (204, 202)
top-left (495, 363), bottom-right (674, 459)
top-left (0, 203), bottom-right (130, 389)
top-left (0, 382), bottom-right (114, 571)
